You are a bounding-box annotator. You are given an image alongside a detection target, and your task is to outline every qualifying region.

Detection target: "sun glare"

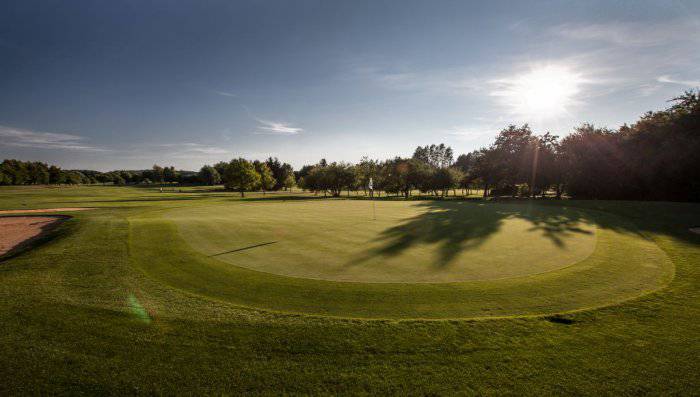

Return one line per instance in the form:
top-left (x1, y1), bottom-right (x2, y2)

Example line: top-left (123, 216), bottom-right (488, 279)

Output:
top-left (494, 65), bottom-right (583, 119)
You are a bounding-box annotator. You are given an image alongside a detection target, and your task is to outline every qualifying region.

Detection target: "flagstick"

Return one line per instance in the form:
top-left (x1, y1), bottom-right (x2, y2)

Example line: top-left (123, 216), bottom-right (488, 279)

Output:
top-left (368, 177), bottom-right (376, 220)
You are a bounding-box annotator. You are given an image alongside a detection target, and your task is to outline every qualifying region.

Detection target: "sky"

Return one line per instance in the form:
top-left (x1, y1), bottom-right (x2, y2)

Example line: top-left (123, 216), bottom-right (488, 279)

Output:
top-left (1, 0), bottom-right (699, 171)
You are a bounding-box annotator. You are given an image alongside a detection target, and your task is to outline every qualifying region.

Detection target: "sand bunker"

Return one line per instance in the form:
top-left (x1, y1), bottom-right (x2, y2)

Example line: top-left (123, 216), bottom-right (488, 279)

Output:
top-left (0, 207), bottom-right (92, 215)
top-left (0, 216), bottom-right (65, 256)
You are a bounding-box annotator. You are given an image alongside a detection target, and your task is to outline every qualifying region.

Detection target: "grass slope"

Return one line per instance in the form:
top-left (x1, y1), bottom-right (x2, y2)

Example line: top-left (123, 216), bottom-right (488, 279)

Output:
top-left (0, 186), bottom-right (698, 394)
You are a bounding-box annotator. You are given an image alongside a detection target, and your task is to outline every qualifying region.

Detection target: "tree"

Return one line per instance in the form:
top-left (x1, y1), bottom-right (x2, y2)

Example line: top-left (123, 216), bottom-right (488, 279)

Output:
top-left (112, 174), bottom-right (126, 185)
top-left (222, 158), bottom-right (261, 197)
top-left (213, 161), bottom-right (229, 177)
top-left (265, 157), bottom-right (294, 190)
top-left (453, 152), bottom-right (479, 194)
top-left (355, 156), bottom-right (379, 195)
top-left (295, 164), bottom-right (315, 189)
top-left (282, 173), bottom-right (295, 191)
top-left (413, 143), bottom-right (454, 168)
top-left (64, 171), bottom-right (84, 185)
top-left (254, 161), bottom-right (276, 194)
top-left (559, 124), bottom-right (623, 199)
top-left (198, 165), bottom-right (221, 185)
top-left (430, 167), bottom-right (454, 196)
top-left (492, 124), bottom-right (534, 191)
top-left (471, 148), bottom-right (502, 197)
top-left (150, 165), bottom-right (165, 183)
top-left (163, 166), bottom-right (179, 183)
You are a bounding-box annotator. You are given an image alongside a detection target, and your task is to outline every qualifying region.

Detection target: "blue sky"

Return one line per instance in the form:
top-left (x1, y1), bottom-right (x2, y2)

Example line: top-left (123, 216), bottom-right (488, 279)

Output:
top-left (1, 0), bottom-right (699, 171)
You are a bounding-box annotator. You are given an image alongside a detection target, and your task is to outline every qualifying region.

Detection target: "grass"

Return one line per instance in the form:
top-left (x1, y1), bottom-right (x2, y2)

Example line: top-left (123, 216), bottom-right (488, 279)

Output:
top-left (167, 200), bottom-right (599, 282)
top-left (1, 185), bottom-right (699, 394)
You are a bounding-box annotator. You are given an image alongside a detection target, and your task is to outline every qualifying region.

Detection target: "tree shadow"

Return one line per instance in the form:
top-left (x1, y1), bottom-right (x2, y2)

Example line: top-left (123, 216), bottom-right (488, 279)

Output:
top-left (354, 201), bottom-right (597, 267)
top-left (210, 241), bottom-right (278, 256)
top-left (49, 196), bottom-right (207, 204)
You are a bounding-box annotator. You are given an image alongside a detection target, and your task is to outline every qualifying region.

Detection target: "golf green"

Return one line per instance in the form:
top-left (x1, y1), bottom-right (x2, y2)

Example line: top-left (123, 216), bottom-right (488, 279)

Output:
top-left (168, 200), bottom-right (598, 282)
top-left (127, 199), bottom-right (673, 318)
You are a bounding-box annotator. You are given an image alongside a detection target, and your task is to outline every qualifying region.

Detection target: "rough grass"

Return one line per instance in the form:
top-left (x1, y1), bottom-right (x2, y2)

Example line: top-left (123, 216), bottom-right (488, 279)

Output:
top-left (0, 186), bottom-right (699, 394)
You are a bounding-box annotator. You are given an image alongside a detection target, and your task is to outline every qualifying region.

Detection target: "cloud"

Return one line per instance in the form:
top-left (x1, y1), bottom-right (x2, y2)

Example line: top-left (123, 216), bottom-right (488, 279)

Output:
top-left (158, 143), bottom-right (230, 158)
top-left (552, 19), bottom-right (700, 47)
top-left (0, 125), bottom-right (105, 151)
top-left (353, 65), bottom-right (483, 95)
top-left (239, 105), bottom-right (303, 136)
top-left (254, 119), bottom-right (303, 135)
top-left (212, 90), bottom-right (237, 97)
top-left (443, 126), bottom-right (495, 142)
top-left (657, 75), bottom-right (700, 87)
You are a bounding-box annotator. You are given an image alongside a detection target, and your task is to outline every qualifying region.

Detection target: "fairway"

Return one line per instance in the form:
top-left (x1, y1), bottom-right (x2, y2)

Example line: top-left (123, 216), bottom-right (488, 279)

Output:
top-left (169, 200), bottom-right (598, 282)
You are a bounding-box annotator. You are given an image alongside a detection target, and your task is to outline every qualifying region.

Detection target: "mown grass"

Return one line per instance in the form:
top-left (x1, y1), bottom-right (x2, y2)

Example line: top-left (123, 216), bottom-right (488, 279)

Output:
top-left (0, 186), bottom-right (699, 394)
top-left (129, 201), bottom-right (671, 319)
top-left (166, 200), bottom-right (599, 283)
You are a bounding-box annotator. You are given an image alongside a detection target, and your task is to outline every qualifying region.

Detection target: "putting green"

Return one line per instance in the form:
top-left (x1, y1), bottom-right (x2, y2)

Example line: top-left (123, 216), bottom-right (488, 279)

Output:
top-left (168, 200), bottom-right (598, 282)
top-left (129, 199), bottom-right (674, 319)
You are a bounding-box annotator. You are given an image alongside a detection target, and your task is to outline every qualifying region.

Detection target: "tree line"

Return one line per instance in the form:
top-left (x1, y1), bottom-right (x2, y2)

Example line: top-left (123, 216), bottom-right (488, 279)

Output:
top-left (0, 161), bottom-right (201, 186)
top-left (2, 91), bottom-right (698, 201)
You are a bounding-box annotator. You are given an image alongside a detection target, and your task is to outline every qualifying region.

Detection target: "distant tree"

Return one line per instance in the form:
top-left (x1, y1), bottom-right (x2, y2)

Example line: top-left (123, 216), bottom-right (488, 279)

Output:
top-left (63, 171), bottom-right (84, 185)
top-left (163, 166), bottom-right (179, 183)
top-left (213, 161), bottom-right (229, 177)
top-left (149, 165), bottom-right (165, 183)
top-left (113, 174), bottom-right (126, 185)
top-left (380, 158), bottom-right (426, 198)
top-left (254, 160), bottom-right (276, 194)
top-left (413, 143), bottom-right (454, 168)
top-left (471, 148), bottom-right (502, 197)
top-left (198, 165), bottom-right (221, 185)
top-left (430, 167), bottom-right (454, 196)
top-left (295, 164), bottom-right (315, 188)
top-left (282, 173), bottom-right (295, 191)
top-left (223, 158), bottom-right (261, 197)
top-left (355, 156), bottom-right (379, 195)
top-left (265, 157), bottom-right (294, 190)
top-left (559, 124), bottom-right (622, 199)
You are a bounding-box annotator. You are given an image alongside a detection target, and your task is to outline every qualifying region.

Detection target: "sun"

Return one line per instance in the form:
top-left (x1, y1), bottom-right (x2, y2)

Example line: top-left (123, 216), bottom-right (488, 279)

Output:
top-left (494, 65), bottom-right (583, 119)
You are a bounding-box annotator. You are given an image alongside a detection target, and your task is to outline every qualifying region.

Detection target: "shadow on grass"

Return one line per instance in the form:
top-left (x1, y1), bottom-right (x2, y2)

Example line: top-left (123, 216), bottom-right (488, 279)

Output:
top-left (50, 196), bottom-right (208, 204)
top-left (210, 241), bottom-right (278, 256)
top-left (239, 195), bottom-right (332, 202)
top-left (352, 201), bottom-right (598, 267)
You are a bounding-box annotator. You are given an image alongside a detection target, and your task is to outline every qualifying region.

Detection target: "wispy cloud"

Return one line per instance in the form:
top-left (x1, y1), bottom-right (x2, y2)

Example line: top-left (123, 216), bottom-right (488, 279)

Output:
top-left (212, 90), bottom-right (237, 97)
top-left (657, 75), bottom-right (700, 87)
top-left (352, 65), bottom-right (483, 95)
top-left (0, 125), bottom-right (105, 151)
top-left (254, 119), bottom-right (303, 135)
top-left (239, 105), bottom-right (303, 136)
top-left (552, 19), bottom-right (700, 47)
top-left (158, 143), bottom-right (230, 158)
top-left (443, 126), bottom-right (496, 142)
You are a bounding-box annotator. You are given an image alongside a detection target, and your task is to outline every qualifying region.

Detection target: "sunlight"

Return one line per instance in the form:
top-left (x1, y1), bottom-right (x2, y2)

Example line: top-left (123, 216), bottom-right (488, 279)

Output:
top-left (493, 65), bottom-right (583, 119)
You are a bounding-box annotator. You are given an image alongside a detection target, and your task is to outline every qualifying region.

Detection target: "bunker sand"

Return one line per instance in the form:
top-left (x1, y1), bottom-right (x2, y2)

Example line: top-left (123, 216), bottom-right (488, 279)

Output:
top-left (0, 216), bottom-right (65, 256)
